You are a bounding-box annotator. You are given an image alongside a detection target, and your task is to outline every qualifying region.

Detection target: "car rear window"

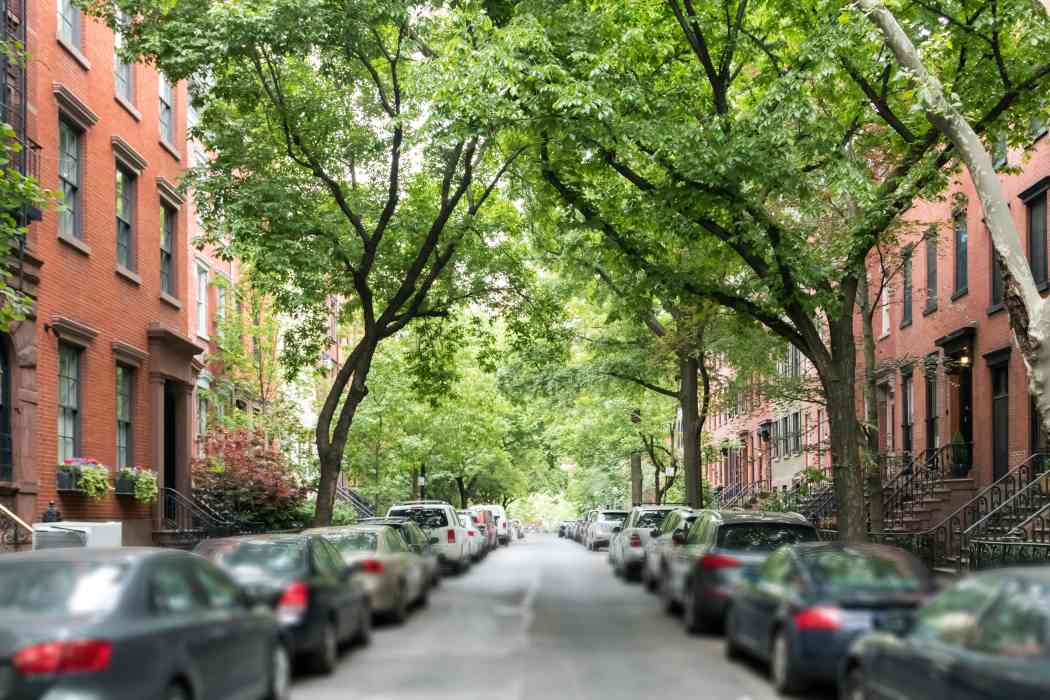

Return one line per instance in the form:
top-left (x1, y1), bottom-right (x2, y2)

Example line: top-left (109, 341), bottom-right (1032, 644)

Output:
top-left (325, 531), bottom-right (379, 553)
top-left (716, 523), bottom-right (818, 551)
top-left (198, 540), bottom-right (307, 577)
top-left (0, 561), bottom-right (127, 615)
top-left (389, 508), bottom-right (449, 529)
top-left (636, 511), bottom-right (669, 528)
top-left (803, 549), bottom-right (927, 593)
top-left (600, 512), bottom-right (628, 522)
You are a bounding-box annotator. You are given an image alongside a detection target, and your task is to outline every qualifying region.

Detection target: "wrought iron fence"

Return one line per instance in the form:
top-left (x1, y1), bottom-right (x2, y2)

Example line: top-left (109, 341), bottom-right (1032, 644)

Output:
top-left (968, 539), bottom-right (1050, 570)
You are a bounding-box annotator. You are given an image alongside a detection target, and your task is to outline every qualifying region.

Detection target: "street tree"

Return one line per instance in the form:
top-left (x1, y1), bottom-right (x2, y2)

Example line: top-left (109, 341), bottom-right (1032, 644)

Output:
top-left (84, 0), bottom-right (529, 524)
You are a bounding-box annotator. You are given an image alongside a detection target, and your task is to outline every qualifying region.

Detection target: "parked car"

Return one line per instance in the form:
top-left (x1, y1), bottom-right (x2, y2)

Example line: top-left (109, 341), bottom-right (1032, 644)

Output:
top-left (0, 547), bottom-right (291, 700)
top-left (387, 500), bottom-right (470, 573)
top-left (841, 566), bottom-right (1050, 700)
top-left (725, 542), bottom-right (931, 694)
top-left (359, 516), bottom-right (443, 588)
top-left (474, 503), bottom-right (512, 545)
top-left (558, 521), bottom-right (572, 538)
top-left (665, 511), bottom-right (819, 632)
top-left (609, 505), bottom-right (681, 580)
top-left (195, 533), bottom-right (370, 674)
top-left (641, 508), bottom-right (700, 593)
top-left (585, 510), bottom-right (629, 551)
top-left (304, 524), bottom-right (428, 623)
top-left (458, 511), bottom-right (486, 560)
top-left (512, 519), bottom-right (524, 540)
top-left (468, 507), bottom-right (498, 552)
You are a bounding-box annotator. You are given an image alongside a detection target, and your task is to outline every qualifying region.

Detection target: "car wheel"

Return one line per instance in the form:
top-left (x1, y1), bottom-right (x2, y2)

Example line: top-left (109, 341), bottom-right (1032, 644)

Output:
top-left (354, 605), bottom-right (372, 647)
top-left (724, 607), bottom-right (745, 661)
top-left (417, 583), bottom-right (429, 608)
top-left (265, 643), bottom-right (292, 700)
top-left (643, 564), bottom-right (657, 592)
top-left (683, 582), bottom-right (706, 634)
top-left (389, 583), bottom-right (409, 625)
top-left (770, 628), bottom-right (804, 695)
top-left (164, 682), bottom-right (191, 700)
top-left (841, 666), bottom-right (867, 700)
top-left (431, 567), bottom-right (442, 588)
top-left (310, 621), bottom-right (338, 675)
top-left (661, 570), bottom-right (681, 616)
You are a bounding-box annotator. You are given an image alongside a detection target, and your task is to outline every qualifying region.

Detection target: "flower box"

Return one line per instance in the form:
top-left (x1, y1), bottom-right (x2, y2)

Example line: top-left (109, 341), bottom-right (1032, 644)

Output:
top-left (115, 473), bottom-right (136, 496)
top-left (56, 469), bottom-right (80, 492)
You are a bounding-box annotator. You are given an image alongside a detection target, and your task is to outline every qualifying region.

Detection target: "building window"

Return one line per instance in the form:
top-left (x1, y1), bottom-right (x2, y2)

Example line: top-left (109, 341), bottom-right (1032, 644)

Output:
top-left (954, 209), bottom-right (968, 296)
top-left (770, 420), bottom-right (779, 459)
top-left (925, 366), bottom-right (939, 454)
top-left (991, 236), bottom-right (1005, 308)
top-left (160, 205), bottom-right (176, 295)
top-left (57, 0), bottom-right (80, 47)
top-left (1028, 191), bottom-right (1048, 288)
top-left (880, 287), bottom-right (890, 336)
top-left (115, 165), bottom-right (135, 269)
top-left (780, 416), bottom-right (789, 458)
top-left (789, 345), bottom-right (801, 378)
top-left (114, 15), bottom-right (134, 103)
top-left (196, 265), bottom-right (209, 337)
top-left (216, 284), bottom-right (226, 328)
top-left (196, 394), bottom-right (208, 454)
top-left (116, 366), bottom-right (133, 469)
top-left (902, 254), bottom-right (913, 325)
top-left (58, 344), bottom-right (81, 462)
top-left (925, 234), bottom-right (938, 311)
top-left (901, 373), bottom-right (914, 455)
top-left (791, 412), bottom-right (802, 454)
top-left (159, 76), bottom-right (175, 145)
top-left (58, 120), bottom-right (81, 240)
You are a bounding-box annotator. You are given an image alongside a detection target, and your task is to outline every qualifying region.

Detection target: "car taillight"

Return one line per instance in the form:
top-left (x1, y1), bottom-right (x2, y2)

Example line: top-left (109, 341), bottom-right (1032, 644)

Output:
top-left (700, 553), bottom-right (742, 570)
top-left (13, 640), bottom-right (113, 675)
top-left (361, 559), bottom-right (384, 574)
top-left (468, 530), bottom-right (477, 537)
top-left (794, 606), bottom-right (843, 631)
top-left (629, 533), bottom-right (642, 548)
top-left (447, 529), bottom-right (456, 544)
top-left (276, 581), bottom-right (309, 625)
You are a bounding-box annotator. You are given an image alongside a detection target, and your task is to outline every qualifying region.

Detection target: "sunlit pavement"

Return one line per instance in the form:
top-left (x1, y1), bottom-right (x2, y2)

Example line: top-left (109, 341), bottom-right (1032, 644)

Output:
top-left (293, 534), bottom-right (831, 700)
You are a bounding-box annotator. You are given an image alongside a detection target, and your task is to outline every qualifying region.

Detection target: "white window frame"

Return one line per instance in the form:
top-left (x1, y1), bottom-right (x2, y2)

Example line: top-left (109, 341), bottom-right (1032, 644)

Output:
top-left (196, 264), bottom-right (209, 338)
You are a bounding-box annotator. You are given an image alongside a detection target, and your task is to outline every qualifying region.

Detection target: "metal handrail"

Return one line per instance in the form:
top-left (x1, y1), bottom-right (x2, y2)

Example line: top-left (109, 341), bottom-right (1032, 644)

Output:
top-left (162, 487), bottom-right (236, 534)
top-left (722, 481), bottom-right (763, 509)
top-left (964, 458), bottom-right (1050, 542)
top-left (336, 484), bottom-right (375, 518)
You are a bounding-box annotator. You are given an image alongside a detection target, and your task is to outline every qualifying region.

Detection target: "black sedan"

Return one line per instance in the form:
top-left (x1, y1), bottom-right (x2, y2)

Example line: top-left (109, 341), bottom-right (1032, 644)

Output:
top-left (195, 533), bottom-right (370, 675)
top-left (0, 547), bottom-right (290, 700)
top-left (725, 542), bottom-right (932, 694)
top-left (842, 567), bottom-right (1050, 699)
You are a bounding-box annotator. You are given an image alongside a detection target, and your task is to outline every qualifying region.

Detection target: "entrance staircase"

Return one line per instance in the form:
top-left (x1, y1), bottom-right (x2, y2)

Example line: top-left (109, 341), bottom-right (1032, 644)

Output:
top-left (152, 487), bottom-right (255, 549)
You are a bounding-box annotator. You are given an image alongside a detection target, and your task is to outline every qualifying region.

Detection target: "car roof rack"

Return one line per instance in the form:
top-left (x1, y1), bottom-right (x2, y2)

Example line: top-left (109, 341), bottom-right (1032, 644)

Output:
top-left (392, 500), bottom-right (451, 506)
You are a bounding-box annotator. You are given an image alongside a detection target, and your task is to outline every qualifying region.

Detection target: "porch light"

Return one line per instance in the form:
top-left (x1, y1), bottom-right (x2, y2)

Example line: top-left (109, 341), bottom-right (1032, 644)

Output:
top-left (959, 355), bottom-right (971, 366)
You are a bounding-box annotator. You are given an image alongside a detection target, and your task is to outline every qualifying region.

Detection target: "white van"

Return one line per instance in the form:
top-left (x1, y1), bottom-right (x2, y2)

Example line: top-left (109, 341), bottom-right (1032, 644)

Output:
top-left (473, 504), bottom-right (511, 546)
top-left (387, 500), bottom-right (470, 573)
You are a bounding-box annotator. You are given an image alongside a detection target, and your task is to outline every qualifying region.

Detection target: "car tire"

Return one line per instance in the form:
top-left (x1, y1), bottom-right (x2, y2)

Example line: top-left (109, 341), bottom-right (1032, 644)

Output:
top-left (841, 666), bottom-right (867, 700)
top-left (310, 621), bottom-right (338, 675)
top-left (661, 570), bottom-right (681, 616)
top-left (389, 584), bottom-right (409, 625)
top-left (353, 605), bottom-right (372, 647)
top-left (724, 608), bottom-right (745, 661)
top-left (164, 682), bottom-right (191, 700)
top-left (683, 582), bottom-right (707, 635)
top-left (265, 643), bottom-right (292, 700)
top-left (643, 564), bottom-right (657, 593)
top-left (770, 628), bottom-right (804, 695)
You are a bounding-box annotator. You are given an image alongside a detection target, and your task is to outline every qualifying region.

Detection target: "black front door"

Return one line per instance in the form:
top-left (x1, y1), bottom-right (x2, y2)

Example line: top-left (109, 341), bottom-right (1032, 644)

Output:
top-left (992, 365), bottom-right (1009, 481)
top-left (959, 366), bottom-right (974, 449)
top-left (163, 382), bottom-right (177, 521)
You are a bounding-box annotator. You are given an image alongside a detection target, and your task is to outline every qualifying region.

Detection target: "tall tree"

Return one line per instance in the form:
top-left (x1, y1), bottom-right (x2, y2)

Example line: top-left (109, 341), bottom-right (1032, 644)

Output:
top-left (86, 0), bottom-right (528, 524)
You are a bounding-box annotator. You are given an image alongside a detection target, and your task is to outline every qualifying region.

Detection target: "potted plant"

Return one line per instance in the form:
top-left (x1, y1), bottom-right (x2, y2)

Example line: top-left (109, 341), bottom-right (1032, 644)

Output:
top-left (951, 432), bottom-right (971, 477)
top-left (57, 458), bottom-right (111, 500)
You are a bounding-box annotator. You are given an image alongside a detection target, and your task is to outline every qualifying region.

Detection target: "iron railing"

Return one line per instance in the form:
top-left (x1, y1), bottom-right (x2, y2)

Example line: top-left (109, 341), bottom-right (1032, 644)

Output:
top-left (720, 481), bottom-right (765, 509)
top-left (881, 444), bottom-right (972, 531)
top-left (968, 539), bottom-right (1050, 571)
top-left (161, 487), bottom-right (250, 537)
top-left (335, 483), bottom-right (375, 518)
top-left (964, 461), bottom-right (1050, 544)
top-left (0, 502), bottom-right (30, 553)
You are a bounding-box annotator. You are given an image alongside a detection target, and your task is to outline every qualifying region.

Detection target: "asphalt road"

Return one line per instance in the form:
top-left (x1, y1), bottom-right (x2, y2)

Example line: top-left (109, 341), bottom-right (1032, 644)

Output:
top-left (294, 534), bottom-right (832, 700)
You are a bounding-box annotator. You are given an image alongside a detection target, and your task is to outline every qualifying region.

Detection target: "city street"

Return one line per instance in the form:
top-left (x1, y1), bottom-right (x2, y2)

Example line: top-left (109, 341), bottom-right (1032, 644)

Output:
top-left (295, 534), bottom-right (831, 700)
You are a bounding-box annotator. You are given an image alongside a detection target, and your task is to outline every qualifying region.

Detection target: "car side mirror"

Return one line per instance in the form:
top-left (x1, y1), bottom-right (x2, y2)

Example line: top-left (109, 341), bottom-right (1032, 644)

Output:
top-left (671, 530), bottom-right (687, 545)
top-left (612, 526), bottom-right (622, 534)
top-left (429, 536), bottom-right (439, 545)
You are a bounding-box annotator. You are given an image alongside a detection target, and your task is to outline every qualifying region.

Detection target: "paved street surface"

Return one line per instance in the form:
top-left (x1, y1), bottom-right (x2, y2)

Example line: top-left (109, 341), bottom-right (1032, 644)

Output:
top-left (295, 534), bottom-right (830, 700)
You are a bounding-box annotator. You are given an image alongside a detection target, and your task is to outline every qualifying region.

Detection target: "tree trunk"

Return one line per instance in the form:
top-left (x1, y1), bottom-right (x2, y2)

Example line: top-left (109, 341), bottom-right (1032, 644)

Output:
top-left (456, 477), bottom-right (468, 509)
top-left (630, 451), bottom-right (642, 506)
top-left (653, 464), bottom-right (661, 505)
top-left (680, 352), bottom-right (701, 508)
top-left (857, 268), bottom-right (884, 531)
top-left (698, 349), bottom-right (711, 507)
top-left (859, 1), bottom-right (1050, 437)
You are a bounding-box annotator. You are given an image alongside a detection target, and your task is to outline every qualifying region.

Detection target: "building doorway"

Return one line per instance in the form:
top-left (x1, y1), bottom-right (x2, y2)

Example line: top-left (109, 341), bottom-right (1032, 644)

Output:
top-left (992, 364), bottom-right (1009, 481)
top-left (163, 382), bottom-right (177, 522)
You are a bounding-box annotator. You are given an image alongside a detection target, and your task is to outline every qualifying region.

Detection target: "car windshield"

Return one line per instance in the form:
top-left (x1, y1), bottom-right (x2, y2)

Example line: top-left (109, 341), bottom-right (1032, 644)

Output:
top-left (716, 524), bottom-right (818, 552)
top-left (600, 512), bottom-right (628, 523)
top-left (0, 561), bottom-right (127, 615)
top-left (636, 511), bottom-right (669, 528)
top-left (389, 508), bottom-right (449, 529)
top-left (803, 549), bottom-right (927, 593)
top-left (198, 540), bottom-right (307, 577)
top-left (326, 531), bottom-right (379, 553)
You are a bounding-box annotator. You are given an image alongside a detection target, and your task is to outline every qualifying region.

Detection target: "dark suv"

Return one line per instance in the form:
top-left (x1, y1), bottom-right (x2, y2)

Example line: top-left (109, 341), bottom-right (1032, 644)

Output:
top-left (663, 511), bottom-right (819, 633)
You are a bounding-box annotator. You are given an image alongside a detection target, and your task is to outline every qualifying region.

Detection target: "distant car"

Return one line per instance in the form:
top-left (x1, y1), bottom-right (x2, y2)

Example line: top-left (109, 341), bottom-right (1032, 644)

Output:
top-left (726, 542), bottom-right (931, 694)
top-left (558, 521), bottom-right (572, 538)
top-left (195, 533), bottom-right (371, 674)
top-left (474, 504), bottom-right (512, 545)
top-left (469, 507), bottom-right (498, 552)
top-left (585, 510), bottom-right (628, 551)
top-left (387, 500), bottom-right (470, 573)
top-left (304, 524), bottom-right (428, 623)
top-left (458, 511), bottom-right (486, 561)
top-left (641, 508), bottom-right (700, 593)
top-left (841, 566), bottom-right (1050, 700)
top-left (512, 519), bottom-right (524, 540)
top-left (359, 517), bottom-right (443, 588)
top-left (0, 547), bottom-right (291, 700)
top-left (609, 505), bottom-right (681, 580)
top-left (664, 511), bottom-right (819, 632)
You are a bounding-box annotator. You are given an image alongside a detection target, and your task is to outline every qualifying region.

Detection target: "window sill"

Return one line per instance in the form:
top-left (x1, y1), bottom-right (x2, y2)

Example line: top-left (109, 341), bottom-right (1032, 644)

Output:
top-left (160, 292), bottom-right (182, 309)
top-left (878, 331), bottom-right (891, 341)
top-left (197, 331), bottom-right (210, 342)
top-left (115, 94), bottom-right (141, 122)
top-left (115, 265), bottom-right (141, 286)
top-left (58, 232), bottom-right (91, 256)
top-left (950, 287), bottom-right (969, 301)
top-left (987, 303), bottom-right (1005, 316)
top-left (923, 303), bottom-right (938, 317)
top-left (57, 36), bottom-right (91, 70)
top-left (160, 139), bottom-right (181, 161)
top-left (899, 319), bottom-right (913, 330)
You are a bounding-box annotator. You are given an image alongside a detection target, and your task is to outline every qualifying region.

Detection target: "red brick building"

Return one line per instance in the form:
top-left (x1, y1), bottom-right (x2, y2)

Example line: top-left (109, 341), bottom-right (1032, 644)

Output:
top-left (3, 0), bottom-right (206, 543)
